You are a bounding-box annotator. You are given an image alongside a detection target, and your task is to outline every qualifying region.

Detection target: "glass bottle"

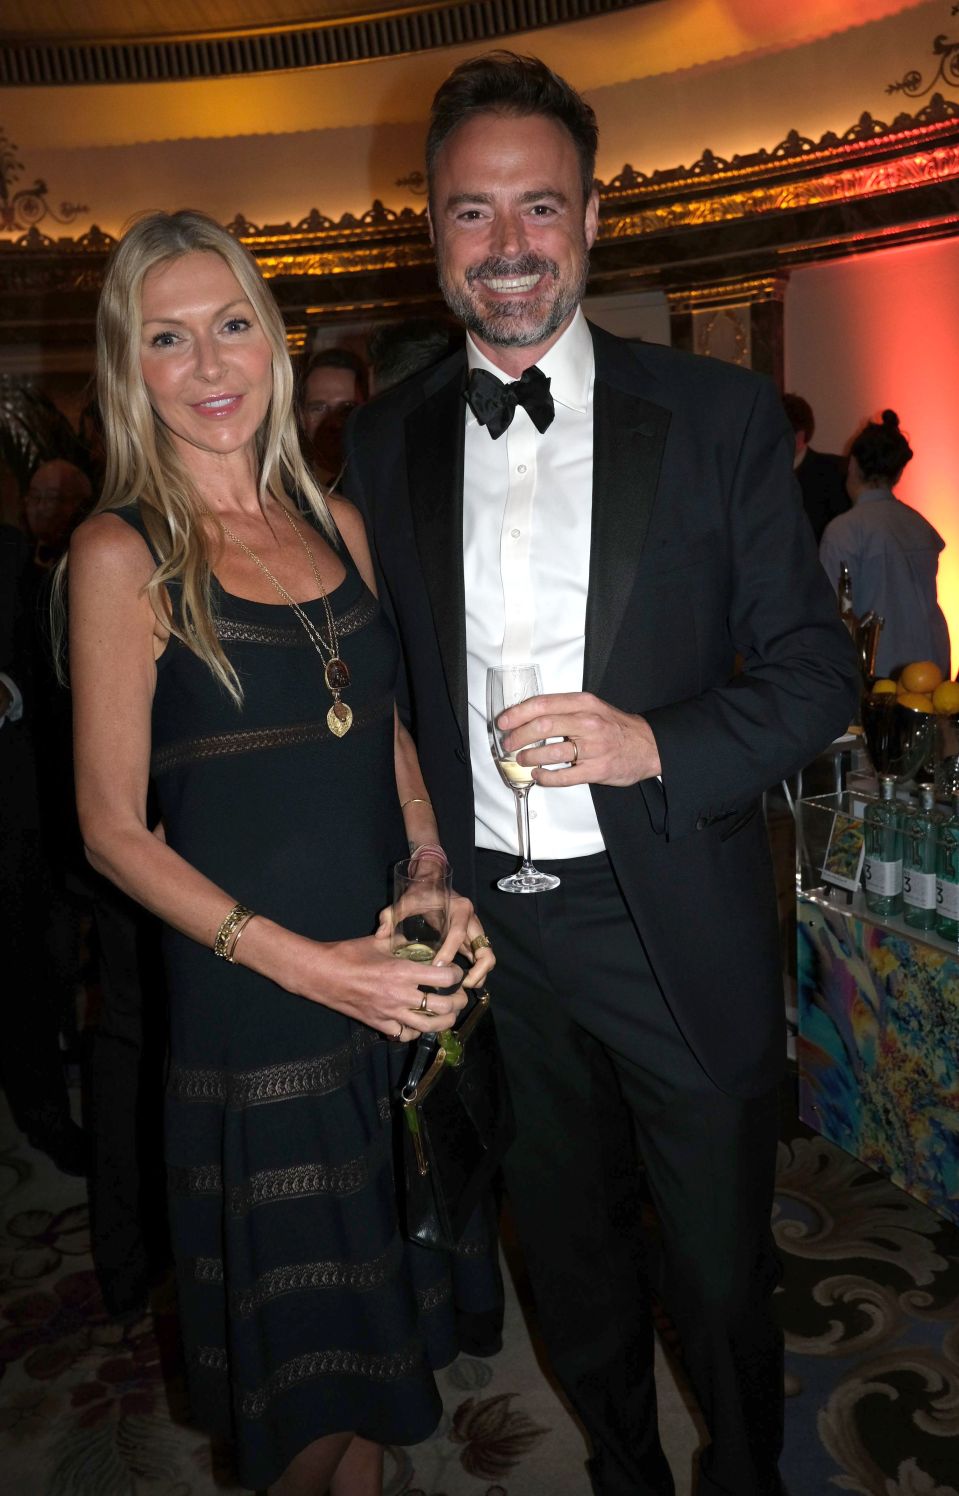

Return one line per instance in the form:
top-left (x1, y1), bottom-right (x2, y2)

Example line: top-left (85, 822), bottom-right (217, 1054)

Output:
top-left (936, 798), bottom-right (959, 945)
top-left (863, 779), bottom-right (903, 917)
top-left (902, 783), bottom-right (940, 932)
top-left (838, 563), bottom-right (855, 635)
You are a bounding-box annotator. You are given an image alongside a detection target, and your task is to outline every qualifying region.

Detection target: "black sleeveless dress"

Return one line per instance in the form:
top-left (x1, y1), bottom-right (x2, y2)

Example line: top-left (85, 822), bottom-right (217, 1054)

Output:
top-left (117, 506), bottom-right (496, 1489)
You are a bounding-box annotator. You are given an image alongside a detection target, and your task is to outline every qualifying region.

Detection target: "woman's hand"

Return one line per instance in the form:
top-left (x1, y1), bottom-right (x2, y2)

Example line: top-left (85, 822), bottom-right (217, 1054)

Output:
top-left (374, 888), bottom-right (496, 993)
top-left (296, 928), bottom-right (468, 1040)
top-left (446, 890), bottom-right (496, 990)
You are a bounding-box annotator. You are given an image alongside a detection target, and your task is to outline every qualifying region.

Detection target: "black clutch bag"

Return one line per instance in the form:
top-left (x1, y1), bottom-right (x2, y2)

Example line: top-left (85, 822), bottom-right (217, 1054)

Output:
top-left (399, 987), bottom-right (514, 1251)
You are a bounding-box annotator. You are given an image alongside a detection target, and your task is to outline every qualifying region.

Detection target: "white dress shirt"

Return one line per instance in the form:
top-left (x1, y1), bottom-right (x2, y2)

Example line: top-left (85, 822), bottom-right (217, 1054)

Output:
top-left (464, 308), bottom-right (606, 858)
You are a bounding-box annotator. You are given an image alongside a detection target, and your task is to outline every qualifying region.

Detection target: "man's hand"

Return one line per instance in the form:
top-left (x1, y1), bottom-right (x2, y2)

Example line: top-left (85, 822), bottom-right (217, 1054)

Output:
top-left (499, 691), bottom-right (661, 788)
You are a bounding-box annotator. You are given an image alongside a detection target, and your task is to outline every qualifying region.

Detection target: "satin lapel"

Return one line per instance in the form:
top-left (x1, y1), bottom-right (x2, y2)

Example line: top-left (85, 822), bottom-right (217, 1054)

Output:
top-left (405, 364), bottom-right (469, 747)
top-left (584, 337), bottom-right (671, 692)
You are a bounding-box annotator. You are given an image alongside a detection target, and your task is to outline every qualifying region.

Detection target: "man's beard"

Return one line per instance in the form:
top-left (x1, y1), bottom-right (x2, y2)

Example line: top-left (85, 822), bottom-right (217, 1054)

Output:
top-left (438, 249), bottom-right (589, 349)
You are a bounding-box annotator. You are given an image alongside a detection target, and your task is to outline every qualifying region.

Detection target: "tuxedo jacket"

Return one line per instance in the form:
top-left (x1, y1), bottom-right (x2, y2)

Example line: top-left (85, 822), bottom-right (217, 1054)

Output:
top-left (345, 322), bottom-right (858, 1097)
top-left (797, 446), bottom-right (850, 545)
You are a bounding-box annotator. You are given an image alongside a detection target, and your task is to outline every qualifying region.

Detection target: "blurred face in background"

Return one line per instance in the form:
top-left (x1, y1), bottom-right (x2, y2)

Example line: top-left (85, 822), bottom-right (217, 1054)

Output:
top-left (300, 365), bottom-right (364, 479)
top-left (25, 459), bottom-right (92, 552)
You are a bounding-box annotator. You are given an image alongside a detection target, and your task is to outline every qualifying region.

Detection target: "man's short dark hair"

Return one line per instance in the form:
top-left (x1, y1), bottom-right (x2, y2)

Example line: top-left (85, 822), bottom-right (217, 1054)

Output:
top-left (426, 51), bottom-right (598, 207)
top-left (782, 394), bottom-right (815, 443)
top-left (299, 346), bottom-right (369, 404)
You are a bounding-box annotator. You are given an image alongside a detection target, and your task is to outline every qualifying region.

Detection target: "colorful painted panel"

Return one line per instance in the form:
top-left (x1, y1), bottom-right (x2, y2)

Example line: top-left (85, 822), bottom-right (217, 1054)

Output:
top-left (797, 895), bottom-right (959, 1225)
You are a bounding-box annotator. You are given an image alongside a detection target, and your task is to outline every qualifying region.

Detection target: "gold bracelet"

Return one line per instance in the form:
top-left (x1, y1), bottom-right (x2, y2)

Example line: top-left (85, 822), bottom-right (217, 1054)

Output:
top-left (227, 912), bottom-right (256, 961)
top-left (213, 904), bottom-right (255, 962)
top-left (400, 796), bottom-right (432, 812)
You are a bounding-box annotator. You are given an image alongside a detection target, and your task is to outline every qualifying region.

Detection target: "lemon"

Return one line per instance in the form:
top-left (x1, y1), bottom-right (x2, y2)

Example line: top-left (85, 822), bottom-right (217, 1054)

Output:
top-left (932, 679), bottom-right (959, 715)
top-left (900, 660), bottom-right (945, 694)
top-left (896, 691), bottom-right (936, 713)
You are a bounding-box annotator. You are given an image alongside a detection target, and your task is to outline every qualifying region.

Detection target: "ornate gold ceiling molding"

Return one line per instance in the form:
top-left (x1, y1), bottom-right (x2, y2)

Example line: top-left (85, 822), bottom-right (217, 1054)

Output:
top-left (0, 0), bottom-right (652, 86)
top-left (667, 277), bottom-right (789, 314)
top-left (3, 94), bottom-right (959, 354)
top-left (603, 141), bottom-right (959, 238)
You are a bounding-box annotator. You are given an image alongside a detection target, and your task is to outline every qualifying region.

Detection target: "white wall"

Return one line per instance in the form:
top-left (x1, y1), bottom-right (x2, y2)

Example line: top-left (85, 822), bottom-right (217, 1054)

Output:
top-left (785, 238), bottom-right (959, 672)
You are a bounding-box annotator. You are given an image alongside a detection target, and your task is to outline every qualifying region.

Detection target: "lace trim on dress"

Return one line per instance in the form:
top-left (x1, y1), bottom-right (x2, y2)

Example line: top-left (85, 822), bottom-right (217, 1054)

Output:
top-left (416, 1277), bottom-right (452, 1313)
top-left (152, 693), bottom-right (393, 775)
top-left (230, 1240), bottom-right (403, 1318)
top-left (239, 1341), bottom-right (422, 1419)
top-left (194, 1345), bottom-right (229, 1373)
top-left (227, 1156), bottom-right (369, 1216)
top-left (169, 1029), bottom-right (379, 1109)
top-left (213, 592), bottom-right (376, 648)
top-left (168, 1163), bottom-right (223, 1197)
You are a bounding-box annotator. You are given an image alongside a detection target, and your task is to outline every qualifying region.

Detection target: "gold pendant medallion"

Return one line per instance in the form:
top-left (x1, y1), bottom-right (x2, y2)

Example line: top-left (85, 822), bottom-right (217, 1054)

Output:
top-left (327, 700), bottom-right (353, 737)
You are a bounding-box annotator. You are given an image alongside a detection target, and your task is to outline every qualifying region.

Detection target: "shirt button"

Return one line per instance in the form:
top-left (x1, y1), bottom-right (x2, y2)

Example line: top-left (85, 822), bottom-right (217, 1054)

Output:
top-left (510, 528), bottom-right (521, 539)
top-left (516, 464), bottom-right (527, 474)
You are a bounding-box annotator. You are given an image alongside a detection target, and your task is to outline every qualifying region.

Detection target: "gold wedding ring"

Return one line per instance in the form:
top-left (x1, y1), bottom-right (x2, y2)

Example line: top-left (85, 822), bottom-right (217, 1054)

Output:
top-left (469, 934), bottom-right (492, 955)
top-left (419, 992), bottom-right (430, 1012)
top-left (394, 1021), bottom-right (405, 1040)
top-left (567, 737), bottom-right (580, 767)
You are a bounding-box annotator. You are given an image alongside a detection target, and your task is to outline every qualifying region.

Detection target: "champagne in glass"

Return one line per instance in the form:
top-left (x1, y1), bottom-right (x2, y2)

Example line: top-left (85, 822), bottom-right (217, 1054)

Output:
top-left (487, 664), bottom-right (560, 894)
top-left (391, 857), bottom-right (451, 963)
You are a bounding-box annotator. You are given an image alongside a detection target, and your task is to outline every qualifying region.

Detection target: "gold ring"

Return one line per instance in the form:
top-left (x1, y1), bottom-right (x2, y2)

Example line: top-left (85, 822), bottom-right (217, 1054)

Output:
top-left (394, 1021), bottom-right (404, 1040)
top-left (469, 934), bottom-right (492, 955)
top-left (419, 992), bottom-right (430, 1012)
top-left (567, 737), bottom-right (579, 767)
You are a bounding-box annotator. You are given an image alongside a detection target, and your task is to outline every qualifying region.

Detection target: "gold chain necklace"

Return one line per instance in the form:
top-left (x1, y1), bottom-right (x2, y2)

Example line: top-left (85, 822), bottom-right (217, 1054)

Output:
top-left (216, 504), bottom-right (353, 737)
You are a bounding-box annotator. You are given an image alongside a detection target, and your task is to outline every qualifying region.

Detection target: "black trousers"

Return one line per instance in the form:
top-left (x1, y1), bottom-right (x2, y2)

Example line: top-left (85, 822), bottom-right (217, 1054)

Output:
top-left (475, 848), bottom-right (784, 1496)
top-left (0, 731), bottom-right (73, 1136)
top-left (87, 883), bottom-right (168, 1305)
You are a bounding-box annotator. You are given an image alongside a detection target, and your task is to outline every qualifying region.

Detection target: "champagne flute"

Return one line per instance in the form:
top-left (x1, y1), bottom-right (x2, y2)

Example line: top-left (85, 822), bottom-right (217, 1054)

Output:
top-left (391, 856), bottom-right (452, 964)
top-left (487, 664), bottom-right (560, 894)
top-left (391, 857), bottom-right (459, 1044)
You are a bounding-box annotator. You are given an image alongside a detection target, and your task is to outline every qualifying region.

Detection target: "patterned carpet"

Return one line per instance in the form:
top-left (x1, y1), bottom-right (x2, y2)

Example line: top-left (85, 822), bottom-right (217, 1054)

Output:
top-left (1, 1078), bottom-right (957, 1496)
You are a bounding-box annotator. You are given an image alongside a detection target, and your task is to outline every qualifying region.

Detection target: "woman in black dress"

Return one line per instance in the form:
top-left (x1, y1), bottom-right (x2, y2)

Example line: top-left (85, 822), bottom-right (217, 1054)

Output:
top-left (64, 211), bottom-right (497, 1495)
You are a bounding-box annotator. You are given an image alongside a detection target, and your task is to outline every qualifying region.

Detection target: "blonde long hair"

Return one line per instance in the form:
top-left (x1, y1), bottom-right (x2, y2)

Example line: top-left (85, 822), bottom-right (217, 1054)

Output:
top-left (58, 208), bottom-right (332, 703)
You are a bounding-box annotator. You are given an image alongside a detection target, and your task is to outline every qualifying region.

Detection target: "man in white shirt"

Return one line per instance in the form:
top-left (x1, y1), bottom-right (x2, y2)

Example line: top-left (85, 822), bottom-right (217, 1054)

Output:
top-left (346, 53), bottom-right (857, 1496)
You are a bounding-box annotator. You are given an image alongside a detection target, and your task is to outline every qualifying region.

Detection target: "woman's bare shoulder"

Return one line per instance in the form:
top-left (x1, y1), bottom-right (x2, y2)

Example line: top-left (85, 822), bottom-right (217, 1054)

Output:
top-left (327, 495), bottom-right (376, 592)
top-left (70, 509), bottom-right (156, 582)
top-left (327, 493), bottom-right (365, 545)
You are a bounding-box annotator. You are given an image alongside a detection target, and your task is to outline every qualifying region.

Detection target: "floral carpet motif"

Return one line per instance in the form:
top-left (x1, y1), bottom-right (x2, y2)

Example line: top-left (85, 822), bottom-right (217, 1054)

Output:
top-left (1, 1092), bottom-right (958, 1495)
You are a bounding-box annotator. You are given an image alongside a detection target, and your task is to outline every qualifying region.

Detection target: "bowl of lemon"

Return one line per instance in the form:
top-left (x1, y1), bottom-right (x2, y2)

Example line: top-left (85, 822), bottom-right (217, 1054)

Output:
top-left (865, 662), bottom-right (959, 797)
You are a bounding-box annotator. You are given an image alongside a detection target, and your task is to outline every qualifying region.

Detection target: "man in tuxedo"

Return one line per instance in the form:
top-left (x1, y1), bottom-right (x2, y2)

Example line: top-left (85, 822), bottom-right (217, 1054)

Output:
top-left (346, 53), bottom-right (858, 1496)
top-left (782, 393), bottom-right (850, 544)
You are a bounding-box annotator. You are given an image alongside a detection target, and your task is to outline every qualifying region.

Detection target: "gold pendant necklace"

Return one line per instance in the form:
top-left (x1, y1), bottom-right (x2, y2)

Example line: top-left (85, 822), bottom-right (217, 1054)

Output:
top-left (215, 504), bottom-right (353, 737)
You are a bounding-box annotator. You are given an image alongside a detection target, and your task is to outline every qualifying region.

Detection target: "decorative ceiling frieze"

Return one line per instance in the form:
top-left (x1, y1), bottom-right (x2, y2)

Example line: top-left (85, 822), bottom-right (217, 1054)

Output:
top-left (0, 0), bottom-right (654, 86)
top-left (0, 127), bottom-right (86, 233)
top-left (888, 6), bottom-right (959, 99)
top-left (2, 94), bottom-right (959, 355)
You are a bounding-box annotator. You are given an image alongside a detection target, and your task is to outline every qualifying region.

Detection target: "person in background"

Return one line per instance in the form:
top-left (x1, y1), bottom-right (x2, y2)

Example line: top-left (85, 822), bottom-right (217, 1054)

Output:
top-left (63, 209), bottom-right (497, 1495)
top-left (0, 520), bottom-right (87, 1174)
top-left (298, 346), bottom-right (368, 486)
top-left (820, 409), bottom-right (950, 679)
top-left (346, 50), bottom-right (859, 1496)
top-left (24, 458), bottom-right (92, 568)
top-left (782, 393), bottom-right (849, 544)
top-left (367, 317), bottom-right (463, 396)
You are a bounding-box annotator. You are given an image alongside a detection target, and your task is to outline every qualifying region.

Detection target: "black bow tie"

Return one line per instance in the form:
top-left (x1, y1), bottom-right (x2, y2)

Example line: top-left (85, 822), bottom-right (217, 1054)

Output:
top-left (465, 365), bottom-right (555, 440)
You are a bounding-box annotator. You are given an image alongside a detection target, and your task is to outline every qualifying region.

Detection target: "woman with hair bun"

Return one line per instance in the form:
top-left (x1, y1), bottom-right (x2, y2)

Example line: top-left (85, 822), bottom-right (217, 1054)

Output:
top-left (820, 409), bottom-right (951, 678)
top-left (58, 209), bottom-right (498, 1496)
